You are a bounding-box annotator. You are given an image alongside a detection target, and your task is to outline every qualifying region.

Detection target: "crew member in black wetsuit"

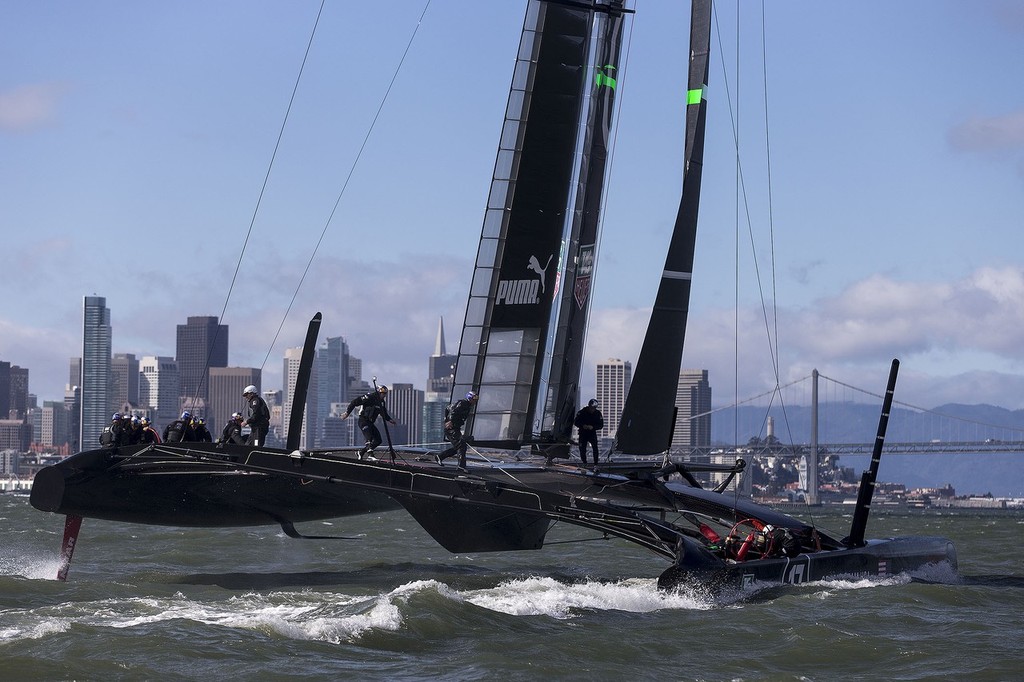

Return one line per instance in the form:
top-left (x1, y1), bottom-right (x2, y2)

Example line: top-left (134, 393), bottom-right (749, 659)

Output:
top-left (163, 411), bottom-right (196, 443)
top-left (573, 398), bottom-right (604, 467)
top-left (193, 417), bottom-right (213, 443)
top-left (343, 385), bottom-right (396, 460)
top-left (436, 390), bottom-right (478, 469)
top-left (243, 385), bottom-right (270, 446)
top-left (221, 412), bottom-right (246, 445)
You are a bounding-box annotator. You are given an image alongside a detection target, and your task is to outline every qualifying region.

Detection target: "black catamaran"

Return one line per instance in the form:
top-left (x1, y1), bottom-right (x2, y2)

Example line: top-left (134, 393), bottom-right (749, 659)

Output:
top-left (32, 0), bottom-right (956, 590)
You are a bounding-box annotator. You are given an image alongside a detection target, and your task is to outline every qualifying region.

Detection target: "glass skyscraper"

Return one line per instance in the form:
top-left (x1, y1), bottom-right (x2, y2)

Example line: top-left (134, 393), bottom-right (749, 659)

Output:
top-left (81, 295), bottom-right (111, 448)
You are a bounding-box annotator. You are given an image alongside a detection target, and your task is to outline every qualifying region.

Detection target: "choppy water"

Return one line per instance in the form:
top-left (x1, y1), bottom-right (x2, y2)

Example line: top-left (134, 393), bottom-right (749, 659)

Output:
top-left (2, 495), bottom-right (1023, 681)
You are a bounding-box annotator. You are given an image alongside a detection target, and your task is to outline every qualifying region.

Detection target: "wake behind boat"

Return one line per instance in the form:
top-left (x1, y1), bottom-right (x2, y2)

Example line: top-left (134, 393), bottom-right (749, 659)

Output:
top-left (31, 0), bottom-right (956, 590)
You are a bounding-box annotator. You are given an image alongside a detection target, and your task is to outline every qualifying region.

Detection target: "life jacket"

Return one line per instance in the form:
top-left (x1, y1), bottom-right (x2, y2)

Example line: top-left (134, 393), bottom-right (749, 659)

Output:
top-left (99, 427), bottom-right (115, 446)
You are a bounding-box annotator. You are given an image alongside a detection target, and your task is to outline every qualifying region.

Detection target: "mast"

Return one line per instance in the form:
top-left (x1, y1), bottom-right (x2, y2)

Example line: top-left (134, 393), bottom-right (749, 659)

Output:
top-left (542, 1), bottom-right (626, 444)
top-left (452, 0), bottom-right (627, 448)
top-left (615, 0), bottom-right (712, 455)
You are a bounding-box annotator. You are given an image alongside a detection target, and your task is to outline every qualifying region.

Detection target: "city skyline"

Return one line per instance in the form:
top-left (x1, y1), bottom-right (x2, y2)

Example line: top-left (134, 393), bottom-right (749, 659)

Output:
top-left (3, 3), bottom-right (1024, 416)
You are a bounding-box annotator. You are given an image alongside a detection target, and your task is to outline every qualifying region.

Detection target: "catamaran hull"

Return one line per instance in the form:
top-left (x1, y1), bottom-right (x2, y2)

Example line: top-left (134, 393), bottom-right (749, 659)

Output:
top-left (657, 534), bottom-right (958, 592)
top-left (30, 444), bottom-right (400, 528)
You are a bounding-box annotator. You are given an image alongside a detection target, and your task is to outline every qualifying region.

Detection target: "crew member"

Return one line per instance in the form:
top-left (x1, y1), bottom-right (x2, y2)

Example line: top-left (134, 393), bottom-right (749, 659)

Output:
top-left (343, 385), bottom-right (396, 459)
top-left (139, 417), bottom-right (161, 444)
top-left (221, 412), bottom-right (246, 445)
top-left (164, 411), bottom-right (196, 443)
top-left (99, 413), bottom-right (124, 448)
top-left (573, 398), bottom-right (604, 467)
top-left (193, 417), bottom-right (213, 443)
top-left (437, 390), bottom-right (478, 469)
top-left (242, 385), bottom-right (270, 446)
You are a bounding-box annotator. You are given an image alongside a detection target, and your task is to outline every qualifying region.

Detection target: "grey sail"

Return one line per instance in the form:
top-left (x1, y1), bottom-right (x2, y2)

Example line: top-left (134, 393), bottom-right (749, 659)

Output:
top-left (615, 0), bottom-right (712, 455)
top-left (452, 0), bottom-right (627, 449)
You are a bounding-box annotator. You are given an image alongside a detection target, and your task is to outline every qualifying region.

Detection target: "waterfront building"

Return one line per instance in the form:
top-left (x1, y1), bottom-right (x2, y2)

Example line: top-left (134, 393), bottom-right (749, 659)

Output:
top-left (140, 356), bottom-right (180, 428)
top-left (673, 369), bottom-right (712, 450)
top-left (111, 353), bottom-right (140, 414)
top-left (81, 295), bottom-right (112, 448)
top-left (209, 367), bottom-right (261, 438)
top-left (595, 358), bottom-right (631, 441)
top-left (388, 383), bottom-right (423, 446)
top-left (281, 347), bottom-right (319, 449)
top-left (316, 337), bottom-right (351, 448)
top-left (175, 316), bottom-right (228, 411)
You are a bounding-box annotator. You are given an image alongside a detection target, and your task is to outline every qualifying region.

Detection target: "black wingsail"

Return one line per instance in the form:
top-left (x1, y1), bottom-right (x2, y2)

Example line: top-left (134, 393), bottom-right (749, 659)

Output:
top-left (615, 0), bottom-right (712, 455)
top-left (453, 0), bottom-right (627, 448)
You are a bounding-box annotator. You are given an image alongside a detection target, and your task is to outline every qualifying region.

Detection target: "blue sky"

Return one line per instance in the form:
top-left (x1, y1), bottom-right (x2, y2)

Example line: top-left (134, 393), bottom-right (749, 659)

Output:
top-left (2, 1), bottom-right (1024, 415)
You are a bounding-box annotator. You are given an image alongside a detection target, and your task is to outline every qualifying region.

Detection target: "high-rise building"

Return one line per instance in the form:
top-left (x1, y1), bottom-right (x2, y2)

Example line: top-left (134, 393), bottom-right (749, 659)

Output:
top-left (69, 357), bottom-right (81, 392)
top-left (81, 295), bottom-right (112, 448)
top-left (595, 358), bottom-right (631, 441)
top-left (673, 369), bottom-right (712, 450)
top-left (140, 356), bottom-right (179, 428)
top-left (0, 361), bottom-right (10, 419)
top-left (423, 318), bottom-right (456, 444)
top-left (388, 383), bottom-right (423, 446)
top-left (281, 347), bottom-right (319, 449)
top-left (175, 316), bottom-right (228, 412)
top-left (64, 384), bottom-right (81, 453)
top-left (8, 365), bottom-right (28, 419)
top-left (209, 367), bottom-right (260, 438)
top-left (316, 337), bottom-right (350, 448)
top-left (111, 353), bottom-right (140, 414)
top-left (427, 317), bottom-right (457, 394)
top-left (33, 400), bottom-right (69, 450)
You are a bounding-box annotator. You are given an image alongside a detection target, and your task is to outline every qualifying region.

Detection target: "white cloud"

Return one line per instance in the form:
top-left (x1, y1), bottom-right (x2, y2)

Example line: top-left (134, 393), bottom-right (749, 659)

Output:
top-left (581, 267), bottom-right (1024, 410)
top-left (0, 83), bottom-right (67, 132)
top-left (948, 109), bottom-right (1024, 152)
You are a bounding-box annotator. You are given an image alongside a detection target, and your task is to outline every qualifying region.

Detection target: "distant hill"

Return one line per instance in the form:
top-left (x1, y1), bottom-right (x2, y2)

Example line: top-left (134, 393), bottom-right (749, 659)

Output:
top-left (708, 403), bottom-right (1024, 497)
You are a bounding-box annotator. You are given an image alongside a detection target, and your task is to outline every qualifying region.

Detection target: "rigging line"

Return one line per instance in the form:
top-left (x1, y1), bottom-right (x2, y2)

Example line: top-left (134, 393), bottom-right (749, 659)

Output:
top-left (259, 0), bottom-right (433, 373)
top-left (195, 0), bottom-right (328, 412)
top-left (712, 4), bottom-right (781, 381)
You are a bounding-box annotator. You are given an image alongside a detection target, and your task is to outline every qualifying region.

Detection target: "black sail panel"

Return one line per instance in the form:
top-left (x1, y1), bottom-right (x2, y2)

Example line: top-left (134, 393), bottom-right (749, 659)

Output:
top-left (453, 1), bottom-right (596, 445)
top-left (615, 0), bottom-right (712, 455)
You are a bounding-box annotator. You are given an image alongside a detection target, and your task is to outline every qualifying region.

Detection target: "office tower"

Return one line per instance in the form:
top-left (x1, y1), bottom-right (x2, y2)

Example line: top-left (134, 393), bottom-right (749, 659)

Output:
top-left (64, 384), bottom-right (81, 453)
top-left (595, 358), bottom-right (631, 440)
top-left (348, 356), bottom-right (368, 399)
top-left (0, 361), bottom-right (9, 419)
top-left (8, 365), bottom-right (28, 419)
top-left (140, 356), bottom-right (180, 427)
top-left (423, 317), bottom-right (456, 444)
top-left (34, 400), bottom-right (69, 449)
top-left (0, 419), bottom-right (31, 451)
top-left (111, 353), bottom-right (140, 414)
top-left (673, 369), bottom-right (712, 450)
top-left (427, 317), bottom-right (457, 394)
top-left (281, 347), bottom-right (319, 449)
top-left (209, 367), bottom-right (260, 438)
top-left (316, 337), bottom-right (351, 447)
top-left (69, 357), bottom-right (81, 391)
top-left (175, 316), bottom-right (228, 411)
top-left (387, 383), bottom-right (423, 446)
top-left (81, 295), bottom-right (112, 448)
top-left (263, 390), bottom-right (284, 446)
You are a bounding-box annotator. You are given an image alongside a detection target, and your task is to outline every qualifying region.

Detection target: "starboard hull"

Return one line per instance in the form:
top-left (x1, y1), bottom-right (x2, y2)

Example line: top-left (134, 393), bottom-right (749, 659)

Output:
top-left (658, 534), bottom-right (958, 592)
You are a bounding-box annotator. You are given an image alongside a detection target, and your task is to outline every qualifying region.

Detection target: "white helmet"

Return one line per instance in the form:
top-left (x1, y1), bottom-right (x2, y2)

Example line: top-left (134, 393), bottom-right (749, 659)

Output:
top-left (243, 385), bottom-right (257, 396)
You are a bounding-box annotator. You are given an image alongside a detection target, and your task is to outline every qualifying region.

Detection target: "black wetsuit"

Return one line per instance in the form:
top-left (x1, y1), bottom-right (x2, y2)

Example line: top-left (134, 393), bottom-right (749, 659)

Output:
top-left (245, 395), bottom-right (271, 446)
top-left (439, 398), bottom-right (475, 468)
top-left (573, 406), bottom-right (604, 465)
top-left (221, 420), bottom-right (245, 445)
top-left (345, 391), bottom-right (393, 455)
